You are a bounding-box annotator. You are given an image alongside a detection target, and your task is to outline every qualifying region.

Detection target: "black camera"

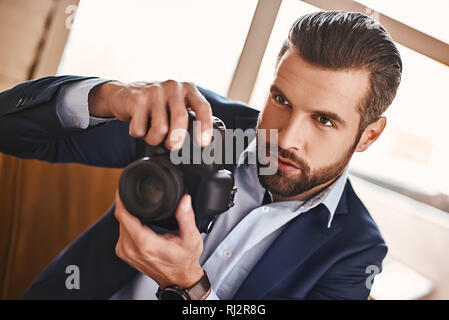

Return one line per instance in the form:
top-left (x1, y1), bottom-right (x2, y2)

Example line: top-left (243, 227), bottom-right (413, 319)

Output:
top-left (118, 111), bottom-right (237, 233)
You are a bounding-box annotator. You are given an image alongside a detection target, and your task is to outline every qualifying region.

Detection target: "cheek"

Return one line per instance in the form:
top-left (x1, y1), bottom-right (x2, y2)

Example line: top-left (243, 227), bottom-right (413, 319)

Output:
top-left (308, 130), bottom-right (354, 166)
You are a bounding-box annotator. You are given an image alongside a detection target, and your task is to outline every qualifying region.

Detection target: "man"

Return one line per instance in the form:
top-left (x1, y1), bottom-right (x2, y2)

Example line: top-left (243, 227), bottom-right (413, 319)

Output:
top-left (0, 11), bottom-right (401, 299)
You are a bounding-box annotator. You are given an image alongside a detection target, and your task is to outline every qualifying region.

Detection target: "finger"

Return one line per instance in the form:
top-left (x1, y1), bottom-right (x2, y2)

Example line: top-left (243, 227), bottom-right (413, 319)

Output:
top-left (144, 90), bottom-right (169, 146)
top-left (165, 95), bottom-right (189, 150)
top-left (116, 223), bottom-right (137, 259)
top-left (114, 190), bottom-right (144, 234)
top-left (129, 105), bottom-right (149, 138)
top-left (175, 194), bottom-right (200, 242)
top-left (114, 190), bottom-right (164, 247)
top-left (184, 85), bottom-right (213, 147)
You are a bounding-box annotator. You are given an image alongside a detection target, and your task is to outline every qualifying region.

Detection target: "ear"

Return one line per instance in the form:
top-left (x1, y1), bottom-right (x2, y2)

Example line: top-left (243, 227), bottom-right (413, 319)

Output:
top-left (355, 116), bottom-right (386, 152)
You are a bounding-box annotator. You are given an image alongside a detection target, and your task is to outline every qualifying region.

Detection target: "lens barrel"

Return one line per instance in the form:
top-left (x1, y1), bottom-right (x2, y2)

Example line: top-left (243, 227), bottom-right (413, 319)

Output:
top-left (118, 157), bottom-right (184, 224)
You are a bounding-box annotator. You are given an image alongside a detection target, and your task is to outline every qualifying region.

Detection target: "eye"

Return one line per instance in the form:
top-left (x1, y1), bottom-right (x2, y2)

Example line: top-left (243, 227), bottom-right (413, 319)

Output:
top-left (274, 94), bottom-right (289, 106)
top-left (317, 115), bottom-right (333, 127)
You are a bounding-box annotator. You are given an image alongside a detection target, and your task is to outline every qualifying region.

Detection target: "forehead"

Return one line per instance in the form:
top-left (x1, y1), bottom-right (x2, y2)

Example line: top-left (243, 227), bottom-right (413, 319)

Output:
top-left (274, 47), bottom-right (370, 119)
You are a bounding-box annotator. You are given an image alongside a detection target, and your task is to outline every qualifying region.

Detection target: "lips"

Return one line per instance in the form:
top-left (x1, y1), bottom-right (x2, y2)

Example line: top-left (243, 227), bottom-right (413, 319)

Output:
top-left (270, 154), bottom-right (301, 173)
top-left (278, 155), bottom-right (299, 169)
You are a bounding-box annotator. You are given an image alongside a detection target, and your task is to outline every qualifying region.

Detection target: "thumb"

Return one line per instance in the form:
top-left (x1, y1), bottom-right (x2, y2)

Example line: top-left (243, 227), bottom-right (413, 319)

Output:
top-left (175, 194), bottom-right (199, 240)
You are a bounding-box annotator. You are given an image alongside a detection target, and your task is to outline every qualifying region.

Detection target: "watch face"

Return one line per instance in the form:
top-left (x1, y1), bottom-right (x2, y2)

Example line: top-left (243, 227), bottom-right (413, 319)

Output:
top-left (160, 287), bottom-right (189, 300)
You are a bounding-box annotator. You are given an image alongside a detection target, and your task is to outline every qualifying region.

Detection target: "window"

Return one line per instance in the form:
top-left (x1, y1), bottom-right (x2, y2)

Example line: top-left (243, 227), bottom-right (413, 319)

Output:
top-left (350, 43), bottom-right (449, 205)
top-left (355, 0), bottom-right (449, 43)
top-left (249, 0), bottom-right (319, 110)
top-left (58, 0), bottom-right (258, 96)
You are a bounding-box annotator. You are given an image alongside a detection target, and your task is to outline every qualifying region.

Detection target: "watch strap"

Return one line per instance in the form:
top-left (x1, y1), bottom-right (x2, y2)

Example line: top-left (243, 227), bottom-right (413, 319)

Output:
top-left (157, 270), bottom-right (211, 300)
top-left (187, 271), bottom-right (211, 300)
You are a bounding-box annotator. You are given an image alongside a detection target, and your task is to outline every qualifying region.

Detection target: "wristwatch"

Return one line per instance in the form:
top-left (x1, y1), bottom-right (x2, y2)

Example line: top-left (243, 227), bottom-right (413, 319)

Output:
top-left (156, 271), bottom-right (211, 300)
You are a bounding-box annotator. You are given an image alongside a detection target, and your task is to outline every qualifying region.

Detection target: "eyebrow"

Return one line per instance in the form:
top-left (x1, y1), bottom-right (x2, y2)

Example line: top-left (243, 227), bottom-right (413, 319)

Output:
top-left (269, 84), bottom-right (347, 127)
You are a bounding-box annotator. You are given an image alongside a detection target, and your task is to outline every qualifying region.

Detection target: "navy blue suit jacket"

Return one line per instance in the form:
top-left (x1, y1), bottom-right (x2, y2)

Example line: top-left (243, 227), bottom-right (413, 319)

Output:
top-left (0, 76), bottom-right (387, 300)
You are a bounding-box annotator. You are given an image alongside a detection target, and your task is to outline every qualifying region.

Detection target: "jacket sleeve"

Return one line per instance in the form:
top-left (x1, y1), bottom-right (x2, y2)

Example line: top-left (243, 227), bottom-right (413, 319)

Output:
top-left (0, 76), bottom-right (259, 168)
top-left (0, 75), bottom-right (145, 168)
top-left (305, 243), bottom-right (388, 300)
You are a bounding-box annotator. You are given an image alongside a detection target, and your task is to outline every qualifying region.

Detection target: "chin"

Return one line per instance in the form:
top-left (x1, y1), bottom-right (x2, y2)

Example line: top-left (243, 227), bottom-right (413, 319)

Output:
top-left (258, 171), bottom-right (308, 198)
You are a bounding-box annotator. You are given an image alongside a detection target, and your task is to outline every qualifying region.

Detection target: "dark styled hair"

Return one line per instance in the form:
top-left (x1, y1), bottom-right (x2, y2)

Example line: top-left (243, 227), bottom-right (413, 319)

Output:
top-left (278, 11), bottom-right (402, 131)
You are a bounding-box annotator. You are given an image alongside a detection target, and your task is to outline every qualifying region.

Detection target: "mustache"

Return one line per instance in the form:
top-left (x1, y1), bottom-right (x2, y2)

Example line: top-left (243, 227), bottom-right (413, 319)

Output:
top-left (263, 142), bottom-right (310, 173)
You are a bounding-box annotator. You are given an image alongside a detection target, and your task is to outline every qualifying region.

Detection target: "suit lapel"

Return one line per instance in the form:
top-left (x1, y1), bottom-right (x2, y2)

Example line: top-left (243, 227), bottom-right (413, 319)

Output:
top-left (232, 203), bottom-right (343, 299)
top-left (233, 181), bottom-right (351, 299)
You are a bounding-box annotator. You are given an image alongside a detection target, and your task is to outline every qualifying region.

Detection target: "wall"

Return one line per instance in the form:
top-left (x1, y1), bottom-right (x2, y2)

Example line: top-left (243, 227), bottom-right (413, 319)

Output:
top-left (0, 0), bottom-right (121, 299)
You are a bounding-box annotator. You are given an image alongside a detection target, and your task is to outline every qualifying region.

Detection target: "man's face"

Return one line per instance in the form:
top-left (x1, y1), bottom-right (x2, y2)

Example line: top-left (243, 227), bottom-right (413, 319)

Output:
top-left (257, 47), bottom-right (371, 199)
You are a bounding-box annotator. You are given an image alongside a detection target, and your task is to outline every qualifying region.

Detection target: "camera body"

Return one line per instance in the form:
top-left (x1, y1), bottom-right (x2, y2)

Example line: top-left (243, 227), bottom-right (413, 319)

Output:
top-left (118, 111), bottom-right (237, 233)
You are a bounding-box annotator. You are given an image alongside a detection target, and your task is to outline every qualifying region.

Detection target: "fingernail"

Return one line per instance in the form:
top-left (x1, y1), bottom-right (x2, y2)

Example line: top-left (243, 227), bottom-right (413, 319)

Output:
top-left (169, 135), bottom-right (183, 150)
top-left (183, 194), bottom-right (192, 210)
top-left (201, 129), bottom-right (212, 146)
top-left (169, 129), bottom-right (187, 149)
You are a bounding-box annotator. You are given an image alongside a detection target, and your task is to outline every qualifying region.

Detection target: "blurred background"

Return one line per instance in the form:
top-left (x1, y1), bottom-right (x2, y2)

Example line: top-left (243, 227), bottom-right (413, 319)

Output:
top-left (0, 0), bottom-right (448, 299)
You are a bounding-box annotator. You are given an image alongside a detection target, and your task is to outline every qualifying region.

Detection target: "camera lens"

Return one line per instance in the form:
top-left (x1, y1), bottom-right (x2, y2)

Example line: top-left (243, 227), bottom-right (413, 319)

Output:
top-left (137, 174), bottom-right (164, 206)
top-left (119, 157), bottom-right (184, 224)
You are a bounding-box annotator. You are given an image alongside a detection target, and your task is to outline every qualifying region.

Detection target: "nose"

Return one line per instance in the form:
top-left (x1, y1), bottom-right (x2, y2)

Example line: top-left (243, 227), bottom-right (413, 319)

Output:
top-left (277, 114), bottom-right (309, 153)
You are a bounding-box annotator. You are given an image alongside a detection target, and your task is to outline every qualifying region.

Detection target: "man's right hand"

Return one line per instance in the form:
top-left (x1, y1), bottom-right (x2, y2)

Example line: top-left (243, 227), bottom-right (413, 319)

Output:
top-left (87, 80), bottom-right (213, 150)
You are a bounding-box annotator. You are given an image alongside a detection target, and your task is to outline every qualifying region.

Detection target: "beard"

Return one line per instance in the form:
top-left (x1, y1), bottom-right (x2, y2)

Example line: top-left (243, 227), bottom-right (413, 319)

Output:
top-left (256, 138), bottom-right (357, 198)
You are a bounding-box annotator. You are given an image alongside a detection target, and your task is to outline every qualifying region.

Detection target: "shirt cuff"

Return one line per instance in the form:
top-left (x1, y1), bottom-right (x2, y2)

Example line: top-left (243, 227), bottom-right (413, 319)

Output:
top-left (56, 78), bottom-right (115, 129)
top-left (205, 288), bottom-right (219, 300)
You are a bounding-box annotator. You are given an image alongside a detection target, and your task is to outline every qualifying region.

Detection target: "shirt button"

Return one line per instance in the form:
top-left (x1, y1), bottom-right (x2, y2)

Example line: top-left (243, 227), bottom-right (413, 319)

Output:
top-left (261, 206), bottom-right (269, 213)
top-left (223, 249), bottom-right (232, 258)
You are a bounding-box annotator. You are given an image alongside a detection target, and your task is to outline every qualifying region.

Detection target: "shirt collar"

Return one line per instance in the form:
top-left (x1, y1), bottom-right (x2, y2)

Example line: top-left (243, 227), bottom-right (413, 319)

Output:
top-left (311, 167), bottom-right (348, 228)
top-left (237, 139), bottom-right (348, 228)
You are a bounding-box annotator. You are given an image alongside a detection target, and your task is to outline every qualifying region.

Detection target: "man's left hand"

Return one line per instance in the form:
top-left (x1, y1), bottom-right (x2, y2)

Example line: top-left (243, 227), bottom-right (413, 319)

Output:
top-left (114, 190), bottom-right (205, 289)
